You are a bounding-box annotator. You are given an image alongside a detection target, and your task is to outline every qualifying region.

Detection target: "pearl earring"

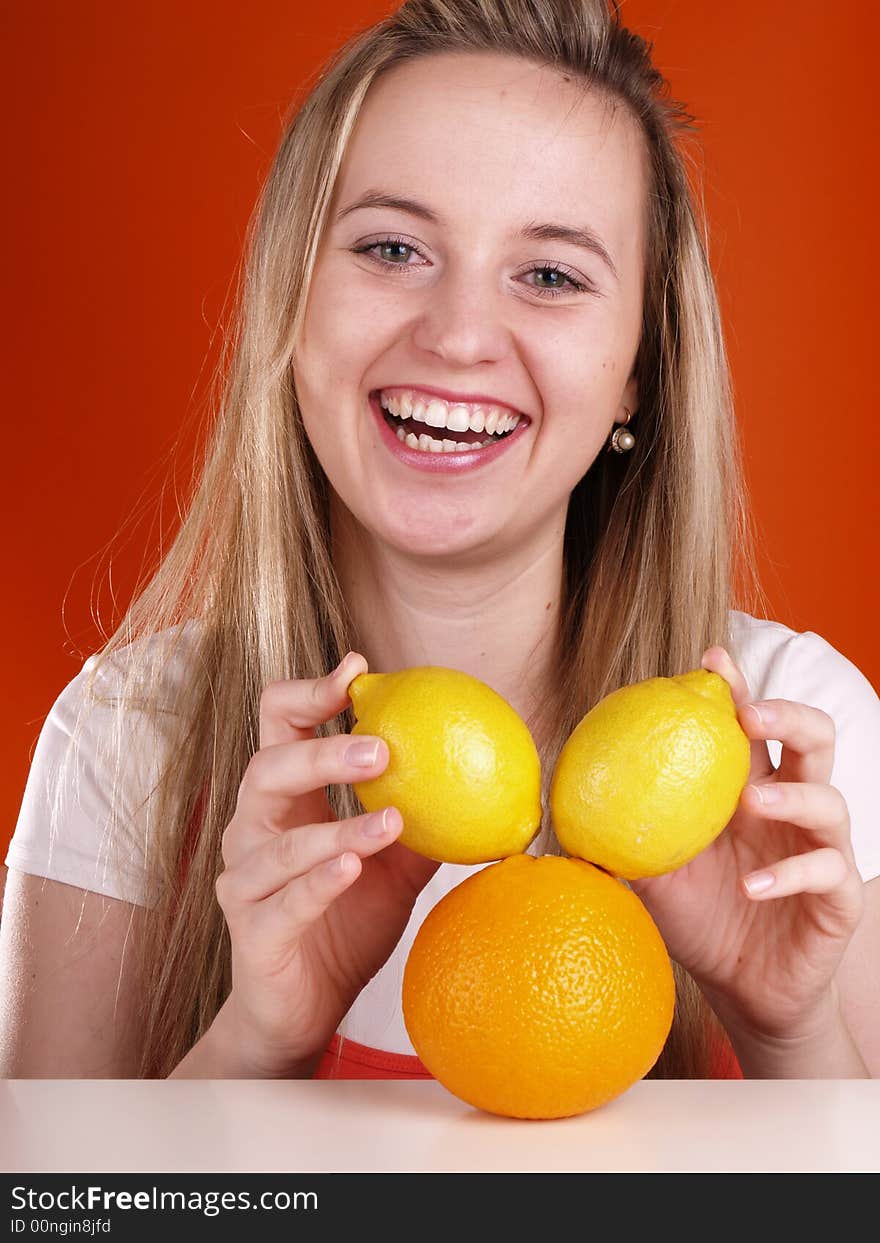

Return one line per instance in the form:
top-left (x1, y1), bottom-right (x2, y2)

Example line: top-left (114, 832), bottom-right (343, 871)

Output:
top-left (608, 407), bottom-right (636, 454)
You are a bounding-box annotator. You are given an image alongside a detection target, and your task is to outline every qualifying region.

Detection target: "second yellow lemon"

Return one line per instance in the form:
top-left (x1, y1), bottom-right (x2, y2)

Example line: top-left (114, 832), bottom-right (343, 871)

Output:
top-left (550, 669), bottom-right (750, 878)
top-left (348, 666), bottom-right (542, 864)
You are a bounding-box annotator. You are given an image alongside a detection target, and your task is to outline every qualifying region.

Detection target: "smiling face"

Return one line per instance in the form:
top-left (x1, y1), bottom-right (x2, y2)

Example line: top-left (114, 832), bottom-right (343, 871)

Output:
top-left (292, 51), bottom-right (647, 561)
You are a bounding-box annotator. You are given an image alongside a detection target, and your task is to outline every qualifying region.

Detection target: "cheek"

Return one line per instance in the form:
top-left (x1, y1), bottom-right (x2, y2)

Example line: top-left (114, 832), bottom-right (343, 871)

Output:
top-left (308, 256), bottom-right (405, 351)
top-left (293, 306), bottom-right (363, 439)
top-left (538, 352), bottom-right (618, 428)
top-left (531, 353), bottom-right (622, 478)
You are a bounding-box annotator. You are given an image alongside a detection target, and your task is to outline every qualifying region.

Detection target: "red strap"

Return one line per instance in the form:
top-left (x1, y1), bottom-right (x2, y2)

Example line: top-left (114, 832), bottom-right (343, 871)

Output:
top-left (314, 1034), bottom-right (433, 1079)
top-left (711, 1036), bottom-right (744, 1079)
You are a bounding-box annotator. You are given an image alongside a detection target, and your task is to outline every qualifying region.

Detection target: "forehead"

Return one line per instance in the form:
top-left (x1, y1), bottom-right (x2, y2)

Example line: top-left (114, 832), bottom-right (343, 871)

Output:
top-left (332, 51), bottom-right (647, 252)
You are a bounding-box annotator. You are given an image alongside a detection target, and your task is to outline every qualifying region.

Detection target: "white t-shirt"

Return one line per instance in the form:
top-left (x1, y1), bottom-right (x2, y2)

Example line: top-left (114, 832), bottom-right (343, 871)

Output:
top-left (7, 610), bottom-right (880, 1055)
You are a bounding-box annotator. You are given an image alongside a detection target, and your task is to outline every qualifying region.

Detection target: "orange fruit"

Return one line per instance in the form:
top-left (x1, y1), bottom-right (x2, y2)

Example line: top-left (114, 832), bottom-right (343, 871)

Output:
top-left (402, 855), bottom-right (674, 1119)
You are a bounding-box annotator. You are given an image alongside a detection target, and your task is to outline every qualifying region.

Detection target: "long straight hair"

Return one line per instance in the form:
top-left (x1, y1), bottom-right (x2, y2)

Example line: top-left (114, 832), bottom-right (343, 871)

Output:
top-left (59, 0), bottom-right (768, 1078)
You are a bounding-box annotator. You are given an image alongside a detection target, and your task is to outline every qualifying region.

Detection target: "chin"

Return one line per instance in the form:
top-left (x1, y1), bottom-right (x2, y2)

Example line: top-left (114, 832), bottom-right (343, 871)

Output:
top-left (381, 510), bottom-right (506, 562)
top-left (327, 465), bottom-right (514, 559)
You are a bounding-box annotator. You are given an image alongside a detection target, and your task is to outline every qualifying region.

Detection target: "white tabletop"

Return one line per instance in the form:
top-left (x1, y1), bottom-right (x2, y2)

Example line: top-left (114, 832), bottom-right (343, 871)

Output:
top-left (2, 1079), bottom-right (878, 1174)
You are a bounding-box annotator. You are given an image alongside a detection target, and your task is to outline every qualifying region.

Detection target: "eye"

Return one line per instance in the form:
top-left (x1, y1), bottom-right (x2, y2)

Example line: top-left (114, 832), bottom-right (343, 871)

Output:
top-left (520, 263), bottom-right (592, 299)
top-left (352, 235), bottom-right (427, 268)
top-left (351, 238), bottom-right (596, 299)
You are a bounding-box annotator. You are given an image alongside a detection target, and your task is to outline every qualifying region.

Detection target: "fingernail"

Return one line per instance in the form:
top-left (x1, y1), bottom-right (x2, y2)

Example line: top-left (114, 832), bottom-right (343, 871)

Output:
top-left (702, 645), bottom-right (734, 674)
top-left (747, 701), bottom-right (775, 727)
top-left (333, 652), bottom-right (354, 677)
top-left (362, 809), bottom-right (388, 837)
top-left (362, 808), bottom-right (399, 837)
top-left (332, 852), bottom-right (356, 877)
top-left (743, 870), bottom-right (775, 895)
top-left (345, 738), bottom-right (383, 767)
top-left (749, 782), bottom-right (781, 805)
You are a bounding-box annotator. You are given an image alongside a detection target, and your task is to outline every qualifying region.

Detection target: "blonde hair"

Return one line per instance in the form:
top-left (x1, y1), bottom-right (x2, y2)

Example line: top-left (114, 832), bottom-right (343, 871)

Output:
top-left (60, 0), bottom-right (768, 1078)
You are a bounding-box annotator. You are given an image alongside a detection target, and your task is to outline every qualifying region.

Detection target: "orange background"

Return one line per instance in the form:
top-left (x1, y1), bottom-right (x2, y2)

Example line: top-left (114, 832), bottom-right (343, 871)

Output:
top-left (3, 0), bottom-right (879, 867)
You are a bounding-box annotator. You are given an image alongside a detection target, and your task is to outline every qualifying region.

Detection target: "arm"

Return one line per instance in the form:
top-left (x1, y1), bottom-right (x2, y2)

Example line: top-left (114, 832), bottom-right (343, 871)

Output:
top-left (718, 984), bottom-right (870, 1079)
top-left (836, 873), bottom-right (880, 1074)
top-left (0, 868), bottom-right (147, 1077)
top-left (0, 868), bottom-right (311, 1080)
top-left (726, 874), bottom-right (879, 1077)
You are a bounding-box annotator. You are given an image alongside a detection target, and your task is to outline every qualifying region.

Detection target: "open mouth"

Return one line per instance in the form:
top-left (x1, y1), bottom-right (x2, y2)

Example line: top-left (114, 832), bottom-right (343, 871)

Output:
top-left (375, 389), bottom-right (526, 454)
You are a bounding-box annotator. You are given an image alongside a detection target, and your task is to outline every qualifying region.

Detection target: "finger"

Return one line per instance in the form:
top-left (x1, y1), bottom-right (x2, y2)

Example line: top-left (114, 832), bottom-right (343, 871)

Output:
top-left (236, 732), bottom-right (389, 834)
top-left (700, 645), bottom-right (754, 706)
top-left (741, 847), bottom-right (863, 923)
top-left (218, 806), bottom-right (403, 905)
top-left (741, 781), bottom-right (851, 850)
top-left (249, 851), bottom-right (366, 946)
top-left (738, 698), bottom-right (836, 787)
top-left (701, 645), bottom-right (773, 779)
top-left (259, 651), bottom-right (369, 748)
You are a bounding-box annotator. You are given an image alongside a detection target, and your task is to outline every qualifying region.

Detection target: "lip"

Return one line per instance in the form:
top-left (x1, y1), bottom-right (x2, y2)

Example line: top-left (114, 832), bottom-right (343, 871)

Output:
top-left (369, 392), bottom-right (530, 474)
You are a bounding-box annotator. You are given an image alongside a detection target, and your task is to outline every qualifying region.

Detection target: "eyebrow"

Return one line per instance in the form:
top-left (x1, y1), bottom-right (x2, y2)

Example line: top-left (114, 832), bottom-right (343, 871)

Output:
top-left (334, 189), bottom-right (620, 283)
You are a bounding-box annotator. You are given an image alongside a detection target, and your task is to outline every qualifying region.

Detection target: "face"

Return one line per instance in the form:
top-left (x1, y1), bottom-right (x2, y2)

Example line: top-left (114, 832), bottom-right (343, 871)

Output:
top-left (292, 51), bottom-right (646, 561)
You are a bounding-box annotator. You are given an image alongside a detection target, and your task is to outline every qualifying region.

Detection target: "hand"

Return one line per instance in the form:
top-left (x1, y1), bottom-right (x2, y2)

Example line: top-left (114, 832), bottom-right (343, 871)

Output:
top-left (212, 653), bottom-right (439, 1077)
top-left (629, 646), bottom-right (865, 1046)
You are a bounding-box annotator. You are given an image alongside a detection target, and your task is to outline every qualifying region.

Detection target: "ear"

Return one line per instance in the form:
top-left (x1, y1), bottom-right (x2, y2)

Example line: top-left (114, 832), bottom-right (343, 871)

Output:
top-left (621, 375), bottom-right (638, 419)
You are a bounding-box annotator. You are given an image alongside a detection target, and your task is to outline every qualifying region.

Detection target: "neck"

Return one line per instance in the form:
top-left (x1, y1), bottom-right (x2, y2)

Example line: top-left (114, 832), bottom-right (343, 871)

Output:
top-left (330, 497), bottom-right (566, 748)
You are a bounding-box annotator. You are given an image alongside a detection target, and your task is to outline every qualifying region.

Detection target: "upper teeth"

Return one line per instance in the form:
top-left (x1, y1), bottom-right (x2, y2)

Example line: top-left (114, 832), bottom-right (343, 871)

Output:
top-left (380, 390), bottom-right (522, 436)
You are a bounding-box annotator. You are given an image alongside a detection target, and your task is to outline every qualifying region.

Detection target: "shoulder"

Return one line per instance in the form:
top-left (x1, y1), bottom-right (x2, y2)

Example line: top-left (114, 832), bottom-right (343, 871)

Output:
top-left (47, 618), bottom-right (204, 738)
top-left (6, 620), bottom-right (205, 907)
top-left (728, 609), bottom-right (880, 882)
top-left (63, 617), bottom-right (206, 784)
top-left (727, 609), bottom-right (879, 718)
top-left (76, 618), bottom-right (203, 701)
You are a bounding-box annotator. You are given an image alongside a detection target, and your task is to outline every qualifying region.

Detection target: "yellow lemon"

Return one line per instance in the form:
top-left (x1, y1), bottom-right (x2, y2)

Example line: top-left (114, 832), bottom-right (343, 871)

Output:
top-left (550, 669), bottom-right (750, 879)
top-left (348, 667), bottom-right (542, 864)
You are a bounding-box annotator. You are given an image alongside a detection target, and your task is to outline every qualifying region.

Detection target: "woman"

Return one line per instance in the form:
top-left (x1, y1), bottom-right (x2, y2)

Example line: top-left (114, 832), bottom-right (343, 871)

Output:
top-left (2, 0), bottom-right (877, 1081)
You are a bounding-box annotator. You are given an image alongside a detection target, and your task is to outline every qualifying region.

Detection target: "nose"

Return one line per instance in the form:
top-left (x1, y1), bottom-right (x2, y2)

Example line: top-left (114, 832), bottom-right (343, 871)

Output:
top-left (410, 259), bottom-right (513, 368)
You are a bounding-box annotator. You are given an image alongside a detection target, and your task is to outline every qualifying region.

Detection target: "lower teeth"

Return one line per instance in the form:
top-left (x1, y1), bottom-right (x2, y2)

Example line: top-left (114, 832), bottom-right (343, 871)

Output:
top-left (394, 426), bottom-right (496, 453)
